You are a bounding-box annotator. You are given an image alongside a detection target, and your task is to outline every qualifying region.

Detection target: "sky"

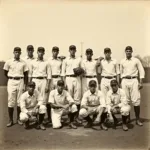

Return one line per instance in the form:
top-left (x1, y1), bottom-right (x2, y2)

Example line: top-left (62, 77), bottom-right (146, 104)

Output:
top-left (0, 0), bottom-right (150, 61)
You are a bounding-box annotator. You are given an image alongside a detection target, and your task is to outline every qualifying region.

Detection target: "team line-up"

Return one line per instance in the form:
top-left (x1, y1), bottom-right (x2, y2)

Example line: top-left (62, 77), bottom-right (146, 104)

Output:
top-left (3, 45), bottom-right (145, 131)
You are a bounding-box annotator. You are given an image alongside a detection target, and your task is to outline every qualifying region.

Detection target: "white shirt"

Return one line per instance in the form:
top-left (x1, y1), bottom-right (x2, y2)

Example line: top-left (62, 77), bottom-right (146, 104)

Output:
top-left (81, 90), bottom-right (106, 107)
top-left (81, 59), bottom-right (98, 76)
top-left (49, 89), bottom-right (74, 105)
top-left (61, 57), bottom-right (81, 76)
top-left (120, 57), bottom-right (145, 79)
top-left (3, 58), bottom-right (28, 77)
top-left (22, 56), bottom-right (35, 67)
top-left (101, 58), bottom-right (120, 76)
top-left (48, 57), bottom-right (62, 75)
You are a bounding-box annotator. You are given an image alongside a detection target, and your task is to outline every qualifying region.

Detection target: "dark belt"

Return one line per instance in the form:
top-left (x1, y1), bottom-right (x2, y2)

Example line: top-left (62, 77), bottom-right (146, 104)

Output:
top-left (66, 75), bottom-right (77, 77)
top-left (8, 77), bottom-right (23, 80)
top-left (52, 75), bottom-right (60, 78)
top-left (102, 76), bottom-right (116, 79)
top-left (84, 75), bottom-right (97, 78)
top-left (33, 77), bottom-right (46, 79)
top-left (123, 76), bottom-right (137, 79)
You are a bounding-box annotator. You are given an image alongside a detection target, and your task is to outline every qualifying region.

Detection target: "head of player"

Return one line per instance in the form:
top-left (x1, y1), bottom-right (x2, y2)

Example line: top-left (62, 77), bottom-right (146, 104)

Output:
top-left (86, 48), bottom-right (93, 61)
top-left (125, 46), bottom-right (133, 59)
top-left (69, 45), bottom-right (76, 58)
top-left (27, 45), bottom-right (34, 58)
top-left (89, 80), bottom-right (97, 94)
top-left (13, 47), bottom-right (21, 60)
top-left (57, 80), bottom-right (65, 95)
top-left (37, 47), bottom-right (45, 60)
top-left (104, 47), bottom-right (111, 60)
top-left (52, 46), bottom-right (59, 59)
top-left (110, 79), bottom-right (119, 93)
top-left (27, 81), bottom-right (36, 96)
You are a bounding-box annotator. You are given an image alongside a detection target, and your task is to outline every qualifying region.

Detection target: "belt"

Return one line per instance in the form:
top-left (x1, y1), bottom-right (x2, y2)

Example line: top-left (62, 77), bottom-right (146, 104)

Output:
top-left (32, 77), bottom-right (46, 79)
top-left (52, 75), bottom-right (60, 78)
top-left (8, 77), bottom-right (23, 80)
top-left (66, 75), bottom-right (77, 77)
top-left (102, 76), bottom-right (116, 79)
top-left (84, 75), bottom-right (97, 78)
top-left (123, 76), bottom-right (137, 79)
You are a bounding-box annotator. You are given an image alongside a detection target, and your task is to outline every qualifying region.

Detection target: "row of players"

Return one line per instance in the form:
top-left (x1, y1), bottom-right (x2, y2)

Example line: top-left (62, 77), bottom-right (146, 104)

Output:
top-left (3, 45), bottom-right (145, 131)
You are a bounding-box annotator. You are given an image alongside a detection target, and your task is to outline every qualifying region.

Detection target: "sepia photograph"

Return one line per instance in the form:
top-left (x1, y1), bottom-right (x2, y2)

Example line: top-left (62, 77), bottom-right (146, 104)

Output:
top-left (0, 0), bottom-right (150, 150)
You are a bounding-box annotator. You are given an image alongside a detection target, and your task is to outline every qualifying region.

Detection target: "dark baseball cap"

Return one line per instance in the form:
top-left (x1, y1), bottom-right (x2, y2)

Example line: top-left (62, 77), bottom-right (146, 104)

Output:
top-left (86, 48), bottom-right (93, 54)
top-left (14, 47), bottom-right (21, 52)
top-left (27, 45), bottom-right (34, 50)
top-left (89, 80), bottom-right (97, 87)
top-left (57, 80), bottom-right (64, 86)
top-left (104, 47), bottom-right (111, 53)
top-left (69, 45), bottom-right (76, 50)
top-left (28, 81), bottom-right (36, 88)
top-left (125, 46), bottom-right (133, 51)
top-left (110, 79), bottom-right (118, 86)
top-left (37, 47), bottom-right (45, 52)
top-left (52, 46), bottom-right (59, 51)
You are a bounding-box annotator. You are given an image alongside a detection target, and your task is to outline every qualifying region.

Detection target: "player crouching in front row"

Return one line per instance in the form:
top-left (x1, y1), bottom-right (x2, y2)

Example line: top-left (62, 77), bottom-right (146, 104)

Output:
top-left (79, 80), bottom-right (108, 130)
top-left (48, 80), bottom-right (77, 129)
top-left (106, 80), bottom-right (131, 131)
top-left (20, 82), bottom-right (47, 130)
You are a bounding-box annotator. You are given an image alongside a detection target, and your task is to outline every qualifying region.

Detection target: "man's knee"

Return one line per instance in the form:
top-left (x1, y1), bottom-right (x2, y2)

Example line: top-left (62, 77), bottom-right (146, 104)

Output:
top-left (79, 108), bottom-right (88, 118)
top-left (8, 99), bottom-right (16, 108)
top-left (39, 105), bottom-right (47, 114)
top-left (120, 105), bottom-right (131, 116)
top-left (70, 104), bottom-right (78, 113)
top-left (20, 112), bottom-right (29, 122)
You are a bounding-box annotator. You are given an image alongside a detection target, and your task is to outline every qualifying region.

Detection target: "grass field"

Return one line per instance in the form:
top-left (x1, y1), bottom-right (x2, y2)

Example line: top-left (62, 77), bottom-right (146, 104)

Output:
top-left (0, 85), bottom-right (150, 150)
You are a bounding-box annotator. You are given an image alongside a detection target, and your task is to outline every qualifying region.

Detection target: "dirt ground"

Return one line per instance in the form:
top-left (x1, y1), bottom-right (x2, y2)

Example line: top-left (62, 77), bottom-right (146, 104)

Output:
top-left (0, 85), bottom-right (150, 150)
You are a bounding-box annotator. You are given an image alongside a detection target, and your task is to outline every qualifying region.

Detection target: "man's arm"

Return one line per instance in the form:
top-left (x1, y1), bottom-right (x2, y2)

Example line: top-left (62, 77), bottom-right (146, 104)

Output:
top-left (4, 70), bottom-right (8, 78)
top-left (24, 71), bottom-right (28, 91)
top-left (80, 93), bottom-right (88, 110)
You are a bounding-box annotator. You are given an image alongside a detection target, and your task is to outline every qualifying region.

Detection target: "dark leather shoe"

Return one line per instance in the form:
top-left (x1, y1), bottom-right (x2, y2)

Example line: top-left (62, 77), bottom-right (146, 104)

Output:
top-left (69, 123), bottom-right (77, 129)
top-left (7, 120), bottom-right (13, 127)
top-left (122, 124), bottom-right (128, 131)
top-left (24, 121), bottom-right (29, 129)
top-left (100, 123), bottom-right (108, 131)
top-left (84, 122), bottom-right (92, 128)
top-left (136, 120), bottom-right (143, 126)
top-left (39, 124), bottom-right (46, 130)
top-left (17, 120), bottom-right (23, 125)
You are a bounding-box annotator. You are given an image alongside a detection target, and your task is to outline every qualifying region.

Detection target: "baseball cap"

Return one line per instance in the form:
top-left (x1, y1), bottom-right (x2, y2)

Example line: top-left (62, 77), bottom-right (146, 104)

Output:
top-left (27, 45), bottom-right (34, 51)
top-left (52, 46), bottom-right (59, 51)
top-left (104, 47), bottom-right (111, 53)
top-left (110, 79), bottom-right (118, 86)
top-left (14, 47), bottom-right (21, 52)
top-left (125, 46), bottom-right (133, 51)
top-left (28, 81), bottom-right (36, 88)
top-left (37, 47), bottom-right (45, 52)
top-left (57, 80), bottom-right (64, 86)
top-left (89, 80), bottom-right (97, 87)
top-left (86, 48), bottom-right (93, 54)
top-left (69, 45), bottom-right (76, 50)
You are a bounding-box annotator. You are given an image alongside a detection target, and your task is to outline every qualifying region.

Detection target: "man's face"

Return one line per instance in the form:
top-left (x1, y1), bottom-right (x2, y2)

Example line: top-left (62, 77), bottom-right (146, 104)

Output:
top-left (27, 49), bottom-right (34, 58)
top-left (52, 50), bottom-right (59, 58)
top-left (125, 49), bottom-right (132, 58)
top-left (57, 85), bottom-right (64, 94)
top-left (111, 84), bottom-right (118, 93)
top-left (69, 49), bottom-right (76, 57)
top-left (14, 51), bottom-right (21, 60)
top-left (86, 53), bottom-right (93, 60)
top-left (89, 86), bottom-right (96, 94)
top-left (104, 52), bottom-right (111, 59)
top-left (28, 86), bottom-right (35, 95)
top-left (37, 51), bottom-right (44, 59)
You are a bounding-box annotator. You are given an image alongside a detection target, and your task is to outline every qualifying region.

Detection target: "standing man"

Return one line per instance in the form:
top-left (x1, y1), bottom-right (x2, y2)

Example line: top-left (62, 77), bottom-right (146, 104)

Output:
top-left (120, 46), bottom-right (145, 126)
top-left (79, 80), bottom-right (108, 130)
top-left (20, 81), bottom-right (47, 130)
top-left (100, 48), bottom-right (120, 97)
top-left (81, 48), bottom-right (101, 94)
top-left (61, 45), bottom-right (82, 119)
top-left (3, 47), bottom-right (28, 127)
top-left (29, 47), bottom-right (51, 124)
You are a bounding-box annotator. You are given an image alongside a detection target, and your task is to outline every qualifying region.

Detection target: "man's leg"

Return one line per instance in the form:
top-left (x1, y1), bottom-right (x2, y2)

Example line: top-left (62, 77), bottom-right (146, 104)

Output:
top-left (20, 112), bottom-right (29, 129)
top-left (7, 107), bottom-right (14, 127)
top-left (100, 112), bottom-right (108, 130)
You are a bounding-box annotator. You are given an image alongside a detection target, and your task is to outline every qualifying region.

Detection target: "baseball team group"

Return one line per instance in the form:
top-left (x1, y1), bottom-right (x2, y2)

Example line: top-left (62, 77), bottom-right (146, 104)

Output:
top-left (3, 44), bottom-right (145, 132)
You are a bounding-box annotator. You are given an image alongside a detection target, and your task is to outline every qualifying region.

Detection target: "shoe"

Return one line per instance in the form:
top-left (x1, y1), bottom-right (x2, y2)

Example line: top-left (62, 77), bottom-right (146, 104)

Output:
top-left (17, 120), bottom-right (23, 125)
top-left (84, 122), bottom-right (92, 128)
top-left (122, 124), bottom-right (128, 131)
top-left (39, 124), bottom-right (46, 130)
top-left (53, 125), bottom-right (63, 129)
top-left (100, 123), bottom-right (108, 131)
top-left (75, 118), bottom-right (82, 125)
top-left (24, 121), bottom-right (29, 129)
top-left (7, 120), bottom-right (13, 127)
top-left (69, 123), bottom-right (77, 129)
top-left (136, 120), bottom-right (143, 126)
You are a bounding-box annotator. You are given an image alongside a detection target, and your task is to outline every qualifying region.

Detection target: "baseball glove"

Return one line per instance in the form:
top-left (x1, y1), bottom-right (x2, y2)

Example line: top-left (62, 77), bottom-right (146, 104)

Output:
top-left (73, 67), bottom-right (84, 76)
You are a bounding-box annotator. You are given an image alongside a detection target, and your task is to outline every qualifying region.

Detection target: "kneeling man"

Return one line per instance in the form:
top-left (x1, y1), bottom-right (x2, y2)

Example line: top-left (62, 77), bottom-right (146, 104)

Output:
top-left (79, 80), bottom-right (108, 130)
top-left (106, 80), bottom-right (131, 131)
top-left (48, 80), bottom-right (77, 129)
top-left (20, 82), bottom-right (47, 130)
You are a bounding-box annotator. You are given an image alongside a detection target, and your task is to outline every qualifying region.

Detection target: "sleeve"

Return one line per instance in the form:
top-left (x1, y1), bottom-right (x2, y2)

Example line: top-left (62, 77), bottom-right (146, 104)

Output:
top-left (20, 94), bottom-right (28, 113)
top-left (61, 59), bottom-right (66, 76)
top-left (48, 91), bottom-right (55, 104)
top-left (66, 91), bottom-right (74, 103)
top-left (81, 60), bottom-right (86, 72)
top-left (3, 61), bottom-right (9, 71)
top-left (81, 93), bottom-right (88, 106)
top-left (115, 60), bottom-right (120, 75)
top-left (47, 62), bottom-right (52, 79)
top-left (28, 63), bottom-right (33, 78)
top-left (99, 91), bottom-right (106, 108)
top-left (136, 59), bottom-right (145, 79)
top-left (23, 62), bottom-right (29, 72)
top-left (118, 89), bottom-right (128, 107)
